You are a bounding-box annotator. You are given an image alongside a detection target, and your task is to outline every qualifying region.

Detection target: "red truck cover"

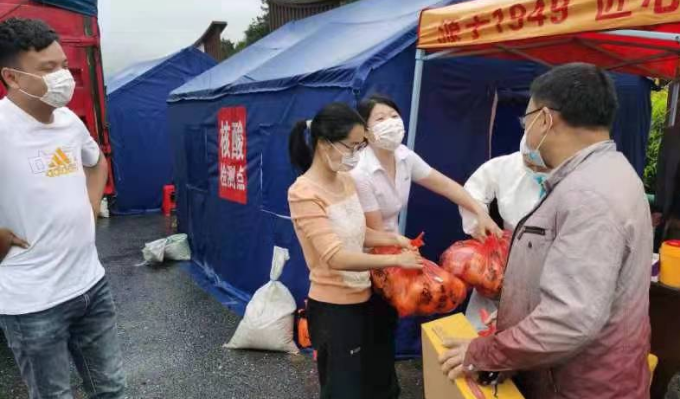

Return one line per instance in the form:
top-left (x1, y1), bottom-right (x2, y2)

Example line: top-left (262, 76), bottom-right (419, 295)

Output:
top-left (0, 0), bottom-right (114, 194)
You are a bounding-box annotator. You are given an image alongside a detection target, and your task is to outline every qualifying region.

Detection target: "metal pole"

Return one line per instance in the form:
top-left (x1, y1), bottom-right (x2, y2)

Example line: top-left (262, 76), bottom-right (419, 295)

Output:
top-left (425, 49), bottom-right (458, 61)
top-left (399, 49), bottom-right (426, 235)
top-left (670, 81), bottom-right (679, 127)
top-left (603, 30), bottom-right (680, 44)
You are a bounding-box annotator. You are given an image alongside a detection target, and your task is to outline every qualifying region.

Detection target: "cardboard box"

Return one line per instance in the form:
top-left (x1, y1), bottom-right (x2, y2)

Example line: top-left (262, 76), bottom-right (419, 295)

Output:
top-left (422, 313), bottom-right (525, 399)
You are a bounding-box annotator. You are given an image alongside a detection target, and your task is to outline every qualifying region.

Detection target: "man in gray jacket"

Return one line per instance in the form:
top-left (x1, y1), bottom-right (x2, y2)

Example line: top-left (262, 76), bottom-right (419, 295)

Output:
top-left (440, 63), bottom-right (652, 399)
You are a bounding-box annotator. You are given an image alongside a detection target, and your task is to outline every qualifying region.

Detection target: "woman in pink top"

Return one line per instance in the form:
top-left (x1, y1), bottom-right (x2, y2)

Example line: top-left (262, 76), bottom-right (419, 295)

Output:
top-left (288, 103), bottom-right (423, 399)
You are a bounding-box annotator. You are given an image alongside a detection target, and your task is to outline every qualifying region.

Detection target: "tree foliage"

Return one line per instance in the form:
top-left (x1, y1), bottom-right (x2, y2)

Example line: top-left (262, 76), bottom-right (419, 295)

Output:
top-left (221, 0), bottom-right (362, 58)
top-left (220, 0), bottom-right (270, 59)
top-left (220, 38), bottom-right (238, 60)
top-left (236, 0), bottom-right (270, 52)
top-left (644, 89), bottom-right (669, 193)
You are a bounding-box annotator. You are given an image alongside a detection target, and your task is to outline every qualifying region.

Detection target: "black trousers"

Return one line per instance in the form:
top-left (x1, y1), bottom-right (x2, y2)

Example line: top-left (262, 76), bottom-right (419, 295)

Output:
top-left (307, 297), bottom-right (400, 399)
top-left (368, 294), bottom-right (401, 399)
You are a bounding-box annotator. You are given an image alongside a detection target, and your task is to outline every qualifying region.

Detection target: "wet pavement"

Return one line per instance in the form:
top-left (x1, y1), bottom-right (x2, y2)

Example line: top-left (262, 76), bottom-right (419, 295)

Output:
top-left (1, 214), bottom-right (424, 399)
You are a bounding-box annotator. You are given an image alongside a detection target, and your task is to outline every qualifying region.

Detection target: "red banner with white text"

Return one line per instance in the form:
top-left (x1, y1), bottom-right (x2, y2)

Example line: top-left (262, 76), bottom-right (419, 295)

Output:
top-left (218, 107), bottom-right (248, 205)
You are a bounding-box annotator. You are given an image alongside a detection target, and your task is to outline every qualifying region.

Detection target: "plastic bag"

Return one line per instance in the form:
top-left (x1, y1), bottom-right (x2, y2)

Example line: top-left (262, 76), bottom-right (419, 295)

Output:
top-left (99, 198), bottom-right (110, 218)
top-left (371, 233), bottom-right (468, 318)
top-left (226, 247), bottom-right (299, 354)
top-left (440, 231), bottom-right (512, 299)
top-left (164, 234), bottom-right (192, 261)
top-left (141, 234), bottom-right (191, 264)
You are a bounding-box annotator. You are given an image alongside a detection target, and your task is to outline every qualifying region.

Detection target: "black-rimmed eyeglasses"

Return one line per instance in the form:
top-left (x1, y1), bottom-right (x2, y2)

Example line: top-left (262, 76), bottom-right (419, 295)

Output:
top-left (337, 139), bottom-right (369, 154)
top-left (518, 108), bottom-right (559, 129)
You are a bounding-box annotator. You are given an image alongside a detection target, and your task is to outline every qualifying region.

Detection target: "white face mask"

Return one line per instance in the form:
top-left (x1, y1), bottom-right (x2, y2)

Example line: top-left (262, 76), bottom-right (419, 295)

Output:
top-left (371, 117), bottom-right (405, 151)
top-left (326, 141), bottom-right (360, 172)
top-left (10, 68), bottom-right (76, 108)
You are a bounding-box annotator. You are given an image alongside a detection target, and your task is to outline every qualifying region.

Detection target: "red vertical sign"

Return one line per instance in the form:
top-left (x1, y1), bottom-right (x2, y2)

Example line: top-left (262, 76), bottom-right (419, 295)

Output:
top-left (218, 107), bottom-right (248, 204)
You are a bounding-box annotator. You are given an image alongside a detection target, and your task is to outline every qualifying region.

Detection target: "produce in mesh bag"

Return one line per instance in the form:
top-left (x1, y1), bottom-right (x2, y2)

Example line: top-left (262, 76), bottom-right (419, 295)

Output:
top-left (371, 233), bottom-right (468, 318)
top-left (440, 231), bottom-right (512, 299)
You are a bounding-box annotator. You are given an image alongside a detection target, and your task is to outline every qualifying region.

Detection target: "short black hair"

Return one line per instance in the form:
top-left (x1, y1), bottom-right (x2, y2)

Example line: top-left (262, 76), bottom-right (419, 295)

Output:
top-left (357, 94), bottom-right (401, 122)
top-left (530, 63), bottom-right (618, 130)
top-left (0, 18), bottom-right (58, 83)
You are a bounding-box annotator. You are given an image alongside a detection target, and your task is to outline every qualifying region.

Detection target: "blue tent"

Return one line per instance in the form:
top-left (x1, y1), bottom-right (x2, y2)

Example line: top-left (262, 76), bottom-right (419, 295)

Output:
top-left (37, 0), bottom-right (97, 16)
top-left (107, 47), bottom-right (217, 214)
top-left (168, 0), bottom-right (651, 356)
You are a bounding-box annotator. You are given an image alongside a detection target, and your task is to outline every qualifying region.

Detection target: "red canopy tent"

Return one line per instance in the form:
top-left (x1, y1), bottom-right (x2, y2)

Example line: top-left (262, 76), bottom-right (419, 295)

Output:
top-left (405, 1), bottom-right (680, 396)
top-left (417, 0), bottom-right (680, 79)
top-left (398, 0), bottom-right (680, 234)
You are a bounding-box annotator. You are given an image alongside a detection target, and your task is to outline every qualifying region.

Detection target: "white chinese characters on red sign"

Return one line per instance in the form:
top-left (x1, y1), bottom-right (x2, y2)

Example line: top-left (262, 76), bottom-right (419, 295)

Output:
top-left (218, 107), bottom-right (247, 204)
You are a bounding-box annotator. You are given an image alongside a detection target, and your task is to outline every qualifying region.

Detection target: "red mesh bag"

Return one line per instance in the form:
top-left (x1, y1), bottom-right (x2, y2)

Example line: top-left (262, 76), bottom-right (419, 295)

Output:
top-left (371, 233), bottom-right (468, 318)
top-left (440, 231), bottom-right (512, 299)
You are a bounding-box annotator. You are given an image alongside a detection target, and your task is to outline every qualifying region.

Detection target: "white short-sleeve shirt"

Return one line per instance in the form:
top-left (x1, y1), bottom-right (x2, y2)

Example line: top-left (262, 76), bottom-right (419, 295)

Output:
top-left (351, 145), bottom-right (432, 232)
top-left (459, 152), bottom-right (544, 235)
top-left (0, 98), bottom-right (104, 315)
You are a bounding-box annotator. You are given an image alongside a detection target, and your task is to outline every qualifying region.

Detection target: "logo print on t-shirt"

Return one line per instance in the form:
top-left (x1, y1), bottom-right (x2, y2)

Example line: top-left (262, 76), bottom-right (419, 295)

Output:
top-left (29, 148), bottom-right (78, 177)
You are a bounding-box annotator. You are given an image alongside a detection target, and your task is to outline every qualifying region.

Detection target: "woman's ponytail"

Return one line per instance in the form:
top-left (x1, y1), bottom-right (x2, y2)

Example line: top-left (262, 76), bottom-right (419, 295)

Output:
top-left (289, 103), bottom-right (366, 174)
top-left (289, 120), bottom-right (313, 173)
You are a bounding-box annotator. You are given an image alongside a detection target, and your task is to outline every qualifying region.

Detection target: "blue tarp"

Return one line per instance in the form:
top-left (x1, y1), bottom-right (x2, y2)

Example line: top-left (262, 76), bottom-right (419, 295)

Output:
top-left (107, 47), bottom-right (216, 214)
top-left (168, 0), bottom-right (652, 357)
top-left (36, 0), bottom-right (97, 16)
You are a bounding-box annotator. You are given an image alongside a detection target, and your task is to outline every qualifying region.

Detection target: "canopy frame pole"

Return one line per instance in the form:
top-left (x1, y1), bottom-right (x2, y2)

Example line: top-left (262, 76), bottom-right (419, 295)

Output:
top-left (495, 44), bottom-right (554, 67)
top-left (602, 52), bottom-right (679, 76)
top-left (425, 49), bottom-right (458, 61)
top-left (670, 81), bottom-right (679, 127)
top-left (431, 39), bottom-right (574, 60)
top-left (585, 38), bottom-right (680, 54)
top-left (399, 49), bottom-right (426, 235)
top-left (602, 30), bottom-right (680, 44)
top-left (576, 39), bottom-right (664, 77)
top-left (443, 38), bottom-right (680, 61)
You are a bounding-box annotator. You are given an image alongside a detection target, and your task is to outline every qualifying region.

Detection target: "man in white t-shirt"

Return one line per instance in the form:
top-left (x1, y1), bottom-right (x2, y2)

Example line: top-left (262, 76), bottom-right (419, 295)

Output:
top-left (0, 18), bottom-right (125, 398)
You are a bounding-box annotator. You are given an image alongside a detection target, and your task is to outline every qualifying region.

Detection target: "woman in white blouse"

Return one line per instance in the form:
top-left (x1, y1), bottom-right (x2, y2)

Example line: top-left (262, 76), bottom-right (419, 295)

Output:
top-left (350, 94), bottom-right (501, 399)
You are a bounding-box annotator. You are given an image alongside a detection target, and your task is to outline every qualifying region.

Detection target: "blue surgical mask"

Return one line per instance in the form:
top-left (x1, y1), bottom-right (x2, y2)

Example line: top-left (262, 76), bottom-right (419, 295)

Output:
top-left (520, 109), bottom-right (552, 169)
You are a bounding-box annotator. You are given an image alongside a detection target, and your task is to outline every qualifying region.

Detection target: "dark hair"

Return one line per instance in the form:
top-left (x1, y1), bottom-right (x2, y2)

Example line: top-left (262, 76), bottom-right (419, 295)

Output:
top-left (289, 102), bottom-right (366, 173)
top-left (0, 18), bottom-right (59, 85)
top-left (357, 94), bottom-right (401, 122)
top-left (530, 63), bottom-right (618, 130)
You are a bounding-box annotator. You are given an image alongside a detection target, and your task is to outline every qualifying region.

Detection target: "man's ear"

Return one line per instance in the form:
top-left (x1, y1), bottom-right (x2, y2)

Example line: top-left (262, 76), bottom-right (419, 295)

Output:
top-left (1, 68), bottom-right (20, 90)
top-left (544, 108), bottom-right (557, 128)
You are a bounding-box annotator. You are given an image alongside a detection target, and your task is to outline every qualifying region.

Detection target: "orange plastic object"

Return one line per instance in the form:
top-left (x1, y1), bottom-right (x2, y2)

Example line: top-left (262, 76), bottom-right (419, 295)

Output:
top-left (660, 240), bottom-right (680, 288)
top-left (296, 306), bottom-right (312, 349)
